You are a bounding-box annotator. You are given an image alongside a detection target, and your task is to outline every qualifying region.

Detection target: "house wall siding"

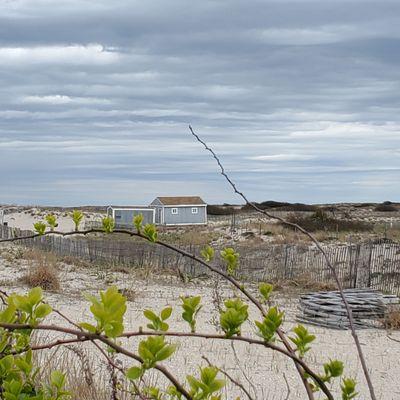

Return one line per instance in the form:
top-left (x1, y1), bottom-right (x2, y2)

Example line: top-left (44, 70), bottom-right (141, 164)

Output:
top-left (114, 209), bottom-right (154, 226)
top-left (163, 206), bottom-right (206, 225)
top-left (150, 198), bottom-right (163, 206)
top-left (154, 207), bottom-right (163, 224)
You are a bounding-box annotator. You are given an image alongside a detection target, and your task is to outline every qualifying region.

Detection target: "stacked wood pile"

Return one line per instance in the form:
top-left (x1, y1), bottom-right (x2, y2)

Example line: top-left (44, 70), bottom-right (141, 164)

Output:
top-left (297, 289), bottom-right (399, 329)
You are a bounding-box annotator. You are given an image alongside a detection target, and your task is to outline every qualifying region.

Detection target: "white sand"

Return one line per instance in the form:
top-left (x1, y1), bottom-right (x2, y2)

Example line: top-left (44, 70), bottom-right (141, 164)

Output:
top-left (1, 244), bottom-right (399, 399)
top-left (3, 209), bottom-right (103, 232)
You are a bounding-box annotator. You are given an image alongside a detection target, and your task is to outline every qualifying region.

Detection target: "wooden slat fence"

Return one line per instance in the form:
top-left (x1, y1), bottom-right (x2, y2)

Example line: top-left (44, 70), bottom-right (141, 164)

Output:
top-left (1, 225), bottom-right (399, 295)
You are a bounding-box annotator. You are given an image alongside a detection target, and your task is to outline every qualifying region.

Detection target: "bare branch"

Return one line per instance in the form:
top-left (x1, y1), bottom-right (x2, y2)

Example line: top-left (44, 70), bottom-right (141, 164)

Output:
top-left (0, 228), bottom-right (321, 398)
top-left (0, 322), bottom-right (192, 400)
top-left (188, 124), bottom-right (376, 400)
top-left (202, 355), bottom-right (255, 400)
top-left (0, 322), bottom-right (332, 398)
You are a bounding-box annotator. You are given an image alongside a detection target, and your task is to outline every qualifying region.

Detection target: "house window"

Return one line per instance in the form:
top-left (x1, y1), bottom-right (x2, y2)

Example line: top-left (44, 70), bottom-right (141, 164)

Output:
top-left (171, 208), bottom-right (178, 215)
top-left (191, 207), bottom-right (198, 214)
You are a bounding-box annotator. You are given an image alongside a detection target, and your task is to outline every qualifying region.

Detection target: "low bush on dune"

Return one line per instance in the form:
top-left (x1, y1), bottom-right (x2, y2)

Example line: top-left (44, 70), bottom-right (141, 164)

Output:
top-left (241, 201), bottom-right (317, 212)
top-left (20, 263), bottom-right (60, 290)
top-left (207, 204), bottom-right (236, 215)
top-left (285, 209), bottom-right (372, 233)
top-left (375, 203), bottom-right (398, 212)
top-left (20, 250), bottom-right (60, 290)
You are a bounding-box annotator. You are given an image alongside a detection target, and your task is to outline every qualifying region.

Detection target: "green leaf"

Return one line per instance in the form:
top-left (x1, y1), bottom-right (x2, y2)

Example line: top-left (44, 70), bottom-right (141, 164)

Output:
top-left (133, 214), bottom-right (144, 232)
top-left (323, 359), bottom-right (344, 383)
top-left (200, 245), bottom-right (215, 262)
top-left (160, 322), bottom-right (169, 332)
top-left (144, 310), bottom-right (158, 322)
top-left (219, 298), bottom-right (248, 337)
top-left (28, 287), bottom-right (43, 305)
top-left (289, 325), bottom-right (316, 357)
top-left (255, 306), bottom-right (284, 342)
top-left (143, 224), bottom-right (158, 242)
top-left (79, 323), bottom-right (97, 333)
top-left (220, 248), bottom-right (239, 275)
top-left (71, 210), bottom-right (84, 231)
top-left (33, 221), bottom-right (46, 235)
top-left (0, 355), bottom-right (15, 371)
top-left (45, 214), bottom-right (58, 231)
top-left (259, 283), bottom-right (273, 302)
top-left (187, 366), bottom-right (225, 399)
top-left (102, 216), bottom-right (115, 233)
top-left (126, 366), bottom-right (143, 380)
top-left (50, 370), bottom-right (65, 389)
top-left (155, 344), bottom-right (176, 362)
top-left (35, 304), bottom-right (52, 319)
top-left (82, 286), bottom-right (127, 338)
top-left (160, 306), bottom-right (172, 321)
top-left (180, 296), bottom-right (202, 333)
top-left (341, 378), bottom-right (358, 400)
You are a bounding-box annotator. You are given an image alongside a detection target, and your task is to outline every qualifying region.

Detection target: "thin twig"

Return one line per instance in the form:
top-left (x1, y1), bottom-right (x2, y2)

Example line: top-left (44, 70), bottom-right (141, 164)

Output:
top-left (0, 228), bottom-right (330, 399)
top-left (188, 124), bottom-right (376, 400)
top-left (0, 322), bottom-right (332, 397)
top-left (202, 355), bottom-right (255, 400)
top-left (0, 322), bottom-right (192, 400)
top-left (230, 341), bottom-right (257, 398)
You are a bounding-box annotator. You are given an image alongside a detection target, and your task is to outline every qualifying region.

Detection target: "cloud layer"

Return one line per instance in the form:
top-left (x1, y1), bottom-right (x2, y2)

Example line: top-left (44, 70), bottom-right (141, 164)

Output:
top-left (0, 0), bottom-right (399, 205)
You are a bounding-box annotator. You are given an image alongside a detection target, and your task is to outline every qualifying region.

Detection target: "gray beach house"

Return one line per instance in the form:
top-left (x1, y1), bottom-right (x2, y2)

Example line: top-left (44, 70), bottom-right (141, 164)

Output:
top-left (106, 206), bottom-right (155, 227)
top-left (150, 196), bottom-right (207, 226)
top-left (107, 196), bottom-right (207, 227)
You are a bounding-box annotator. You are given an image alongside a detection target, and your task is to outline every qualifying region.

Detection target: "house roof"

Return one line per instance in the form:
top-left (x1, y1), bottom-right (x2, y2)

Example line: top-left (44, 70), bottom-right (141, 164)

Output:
top-left (155, 196), bottom-right (206, 206)
top-left (108, 205), bottom-right (154, 210)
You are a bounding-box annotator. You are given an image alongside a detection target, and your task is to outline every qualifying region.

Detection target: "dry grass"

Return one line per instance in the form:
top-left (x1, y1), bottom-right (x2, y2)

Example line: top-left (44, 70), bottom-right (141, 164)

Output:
top-left (381, 308), bottom-right (400, 330)
top-left (33, 342), bottom-right (115, 400)
top-left (159, 228), bottom-right (218, 246)
top-left (0, 246), bottom-right (25, 262)
top-left (59, 255), bottom-right (92, 268)
top-left (270, 273), bottom-right (337, 293)
top-left (20, 249), bottom-right (60, 291)
top-left (119, 287), bottom-right (136, 301)
top-left (373, 224), bottom-right (400, 242)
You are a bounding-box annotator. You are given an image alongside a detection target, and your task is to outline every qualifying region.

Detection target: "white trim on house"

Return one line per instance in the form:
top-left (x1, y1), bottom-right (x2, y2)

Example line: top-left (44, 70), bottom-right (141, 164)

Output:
top-left (191, 207), bottom-right (198, 214)
top-left (171, 208), bottom-right (178, 215)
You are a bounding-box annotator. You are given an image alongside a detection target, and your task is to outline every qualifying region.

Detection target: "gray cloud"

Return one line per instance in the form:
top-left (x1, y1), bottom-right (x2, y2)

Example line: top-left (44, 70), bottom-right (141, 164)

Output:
top-left (0, 0), bottom-right (399, 205)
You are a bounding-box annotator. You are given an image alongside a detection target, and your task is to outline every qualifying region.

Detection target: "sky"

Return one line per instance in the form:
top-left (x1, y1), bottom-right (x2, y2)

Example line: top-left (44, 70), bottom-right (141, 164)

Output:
top-left (0, 0), bottom-right (399, 206)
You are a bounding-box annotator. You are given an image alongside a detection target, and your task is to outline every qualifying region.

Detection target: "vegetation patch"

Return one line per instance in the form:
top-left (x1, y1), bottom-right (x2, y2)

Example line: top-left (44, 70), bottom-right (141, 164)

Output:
top-left (20, 249), bottom-right (60, 291)
top-left (286, 210), bottom-right (372, 233)
top-left (375, 203), bottom-right (398, 212)
top-left (381, 308), bottom-right (400, 330)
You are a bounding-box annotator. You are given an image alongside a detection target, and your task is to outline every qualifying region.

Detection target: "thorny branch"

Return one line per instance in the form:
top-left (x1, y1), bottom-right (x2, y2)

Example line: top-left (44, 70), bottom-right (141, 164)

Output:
top-left (188, 125), bottom-right (376, 400)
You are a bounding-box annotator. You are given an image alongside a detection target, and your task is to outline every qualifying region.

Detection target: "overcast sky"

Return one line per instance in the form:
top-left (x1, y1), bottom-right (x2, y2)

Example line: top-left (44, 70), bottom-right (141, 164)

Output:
top-left (0, 0), bottom-right (399, 206)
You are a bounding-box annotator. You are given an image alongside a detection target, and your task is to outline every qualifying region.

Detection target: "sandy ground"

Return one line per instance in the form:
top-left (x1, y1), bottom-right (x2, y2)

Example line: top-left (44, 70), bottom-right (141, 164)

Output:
top-left (1, 244), bottom-right (400, 399)
top-left (2, 209), bottom-right (103, 232)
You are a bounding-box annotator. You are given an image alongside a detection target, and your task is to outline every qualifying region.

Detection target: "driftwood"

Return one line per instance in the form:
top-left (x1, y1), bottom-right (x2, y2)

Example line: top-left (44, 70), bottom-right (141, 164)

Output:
top-left (297, 289), bottom-right (399, 329)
